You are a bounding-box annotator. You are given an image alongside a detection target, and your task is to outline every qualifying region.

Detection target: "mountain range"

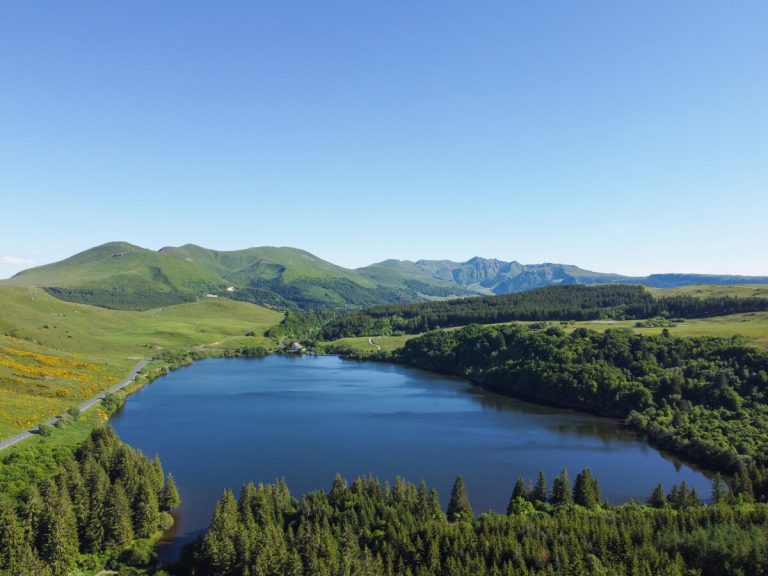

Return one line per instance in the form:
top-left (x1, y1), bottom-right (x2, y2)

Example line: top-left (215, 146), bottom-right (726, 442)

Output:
top-left (5, 241), bottom-right (768, 310)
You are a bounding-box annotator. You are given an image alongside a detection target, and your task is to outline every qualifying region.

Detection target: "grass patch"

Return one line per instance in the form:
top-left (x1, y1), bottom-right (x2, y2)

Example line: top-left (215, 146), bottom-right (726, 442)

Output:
top-left (647, 284), bottom-right (768, 299)
top-left (0, 286), bottom-right (283, 439)
top-left (318, 334), bottom-right (416, 354)
top-left (512, 313), bottom-right (768, 349)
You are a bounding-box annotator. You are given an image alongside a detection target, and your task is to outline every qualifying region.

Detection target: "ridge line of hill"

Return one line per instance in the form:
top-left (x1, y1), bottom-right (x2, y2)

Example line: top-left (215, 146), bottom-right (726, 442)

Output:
top-left (4, 241), bottom-right (768, 311)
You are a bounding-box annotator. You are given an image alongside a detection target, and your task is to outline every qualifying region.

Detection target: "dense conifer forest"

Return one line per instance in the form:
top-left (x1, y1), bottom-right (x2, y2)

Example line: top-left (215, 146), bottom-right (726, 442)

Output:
top-left (0, 427), bottom-right (180, 575)
top-left (178, 473), bottom-right (768, 576)
top-left (321, 285), bottom-right (768, 338)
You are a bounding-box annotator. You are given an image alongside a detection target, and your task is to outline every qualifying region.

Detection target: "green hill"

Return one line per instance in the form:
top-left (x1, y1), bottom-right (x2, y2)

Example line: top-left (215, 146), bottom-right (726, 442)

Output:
top-left (361, 258), bottom-right (631, 294)
top-left (160, 244), bottom-right (473, 309)
top-left (0, 285), bottom-right (282, 438)
top-left (6, 242), bottom-right (467, 311)
top-left (360, 258), bottom-right (768, 294)
top-left (6, 242), bottom-right (226, 310)
top-left (7, 242), bottom-right (768, 311)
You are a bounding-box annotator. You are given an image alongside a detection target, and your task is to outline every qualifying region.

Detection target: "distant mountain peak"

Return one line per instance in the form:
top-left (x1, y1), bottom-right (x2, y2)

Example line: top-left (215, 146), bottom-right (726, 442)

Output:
top-left (5, 243), bottom-right (768, 311)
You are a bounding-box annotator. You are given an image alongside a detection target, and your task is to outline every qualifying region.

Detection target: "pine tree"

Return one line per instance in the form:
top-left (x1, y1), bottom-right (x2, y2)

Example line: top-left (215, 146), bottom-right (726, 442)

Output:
top-left (573, 468), bottom-right (600, 508)
top-left (132, 476), bottom-right (160, 538)
top-left (512, 477), bottom-right (527, 500)
top-left (160, 473), bottom-right (181, 511)
top-left (22, 484), bottom-right (45, 550)
top-left (151, 455), bottom-right (165, 493)
top-left (0, 499), bottom-right (33, 573)
top-left (104, 479), bottom-right (134, 550)
top-left (550, 468), bottom-right (572, 505)
top-left (446, 476), bottom-right (473, 522)
top-left (507, 477), bottom-right (528, 514)
top-left (712, 473), bottom-right (728, 505)
top-left (61, 458), bottom-right (87, 529)
top-left (648, 483), bottom-right (666, 508)
top-left (201, 489), bottom-right (239, 574)
top-left (82, 456), bottom-right (110, 552)
top-left (531, 471), bottom-right (547, 502)
top-left (38, 480), bottom-right (79, 576)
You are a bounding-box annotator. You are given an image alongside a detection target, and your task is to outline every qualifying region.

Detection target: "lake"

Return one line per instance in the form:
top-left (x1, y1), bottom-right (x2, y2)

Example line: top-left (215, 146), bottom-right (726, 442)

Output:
top-left (109, 354), bottom-right (712, 561)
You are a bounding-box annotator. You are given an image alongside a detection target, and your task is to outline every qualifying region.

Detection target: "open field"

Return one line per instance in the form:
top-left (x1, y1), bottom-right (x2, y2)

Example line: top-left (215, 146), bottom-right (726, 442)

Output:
top-left (551, 312), bottom-right (768, 348)
top-left (0, 286), bottom-right (283, 439)
top-left (317, 334), bottom-right (417, 354)
top-left (322, 311), bottom-right (768, 355)
top-left (647, 284), bottom-right (768, 299)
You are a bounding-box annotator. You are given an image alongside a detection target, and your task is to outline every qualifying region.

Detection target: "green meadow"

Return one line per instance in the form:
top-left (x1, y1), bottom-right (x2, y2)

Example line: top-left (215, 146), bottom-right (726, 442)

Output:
top-left (550, 312), bottom-right (768, 349)
top-left (321, 312), bottom-right (768, 356)
top-left (317, 334), bottom-right (417, 354)
top-left (0, 286), bottom-right (283, 439)
top-left (647, 284), bottom-right (768, 299)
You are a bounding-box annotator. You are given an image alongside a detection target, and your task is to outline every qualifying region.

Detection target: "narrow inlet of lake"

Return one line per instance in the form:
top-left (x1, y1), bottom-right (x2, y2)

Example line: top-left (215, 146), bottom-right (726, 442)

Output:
top-left (109, 355), bottom-right (712, 561)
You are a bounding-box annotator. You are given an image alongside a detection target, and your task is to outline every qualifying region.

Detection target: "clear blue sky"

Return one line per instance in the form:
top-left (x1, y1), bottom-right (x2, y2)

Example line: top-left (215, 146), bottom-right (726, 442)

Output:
top-left (1, 1), bottom-right (766, 279)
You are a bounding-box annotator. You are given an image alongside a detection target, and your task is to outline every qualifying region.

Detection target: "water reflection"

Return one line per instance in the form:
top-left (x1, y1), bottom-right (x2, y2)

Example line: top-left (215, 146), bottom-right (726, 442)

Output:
top-left (110, 355), bottom-right (713, 562)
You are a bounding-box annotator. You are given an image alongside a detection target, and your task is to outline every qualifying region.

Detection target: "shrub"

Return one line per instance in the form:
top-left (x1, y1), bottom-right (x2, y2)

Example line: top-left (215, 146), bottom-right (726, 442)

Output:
top-left (55, 413), bottom-right (73, 428)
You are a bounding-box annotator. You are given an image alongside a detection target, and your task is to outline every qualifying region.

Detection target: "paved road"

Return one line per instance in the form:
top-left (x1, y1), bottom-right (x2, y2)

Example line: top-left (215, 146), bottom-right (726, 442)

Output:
top-left (0, 358), bottom-right (151, 452)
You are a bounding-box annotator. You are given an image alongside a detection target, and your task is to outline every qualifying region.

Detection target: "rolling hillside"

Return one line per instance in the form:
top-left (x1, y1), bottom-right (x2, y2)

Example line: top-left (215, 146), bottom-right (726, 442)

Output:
top-left (5, 242), bottom-right (226, 310)
top-left (363, 258), bottom-right (768, 294)
top-left (5, 243), bottom-right (475, 310)
top-left (0, 285), bottom-right (283, 438)
top-left (5, 242), bottom-right (768, 311)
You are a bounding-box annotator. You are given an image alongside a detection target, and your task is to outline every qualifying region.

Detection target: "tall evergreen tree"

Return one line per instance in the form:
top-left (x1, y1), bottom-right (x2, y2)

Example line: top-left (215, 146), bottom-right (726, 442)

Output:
top-left (82, 456), bottom-right (110, 552)
top-left (132, 476), bottom-right (160, 538)
top-left (22, 484), bottom-right (45, 550)
top-left (573, 468), bottom-right (600, 508)
top-left (104, 479), bottom-right (134, 550)
top-left (648, 483), bottom-right (666, 508)
top-left (550, 468), bottom-right (573, 505)
top-left (446, 475), bottom-right (473, 522)
top-left (712, 473), bottom-right (728, 505)
top-left (531, 471), bottom-right (548, 502)
top-left (38, 480), bottom-right (79, 576)
top-left (0, 499), bottom-right (34, 574)
top-left (160, 473), bottom-right (181, 511)
top-left (200, 489), bottom-right (239, 575)
top-left (508, 477), bottom-right (528, 514)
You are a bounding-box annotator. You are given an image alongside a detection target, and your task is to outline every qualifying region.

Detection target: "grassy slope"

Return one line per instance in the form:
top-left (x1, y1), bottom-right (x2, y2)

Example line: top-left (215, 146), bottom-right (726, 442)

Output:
top-left (553, 313), bottom-right (768, 348)
top-left (321, 312), bottom-right (768, 354)
top-left (4, 241), bottom-right (227, 310)
top-left (647, 284), bottom-right (768, 299)
top-left (0, 286), bottom-right (283, 438)
top-left (162, 244), bottom-right (374, 286)
top-left (6, 241), bottom-right (223, 289)
top-left (317, 334), bottom-right (416, 354)
top-left (357, 260), bottom-right (473, 292)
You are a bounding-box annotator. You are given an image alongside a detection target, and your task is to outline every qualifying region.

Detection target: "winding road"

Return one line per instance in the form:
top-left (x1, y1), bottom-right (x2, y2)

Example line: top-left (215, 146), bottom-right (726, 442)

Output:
top-left (368, 337), bottom-right (381, 351)
top-left (0, 358), bottom-right (151, 452)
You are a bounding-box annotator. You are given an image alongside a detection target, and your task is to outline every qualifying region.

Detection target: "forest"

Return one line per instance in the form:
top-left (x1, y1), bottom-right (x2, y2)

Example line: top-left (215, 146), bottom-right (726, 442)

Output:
top-left (321, 285), bottom-right (768, 338)
top-left (178, 473), bottom-right (768, 576)
top-left (386, 324), bottom-right (768, 485)
top-left (0, 426), bottom-right (180, 575)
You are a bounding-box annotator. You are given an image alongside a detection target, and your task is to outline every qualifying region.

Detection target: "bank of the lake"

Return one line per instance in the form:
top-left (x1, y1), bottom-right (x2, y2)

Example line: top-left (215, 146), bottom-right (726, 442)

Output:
top-left (108, 355), bottom-right (713, 562)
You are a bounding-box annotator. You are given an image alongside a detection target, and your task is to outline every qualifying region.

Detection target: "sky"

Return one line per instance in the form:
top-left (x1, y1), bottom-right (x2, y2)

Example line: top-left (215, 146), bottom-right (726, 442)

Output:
top-left (1, 1), bottom-right (766, 279)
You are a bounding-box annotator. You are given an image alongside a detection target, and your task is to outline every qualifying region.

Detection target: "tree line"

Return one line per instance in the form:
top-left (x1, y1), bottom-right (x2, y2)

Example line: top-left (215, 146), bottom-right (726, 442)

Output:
top-left (388, 324), bottom-right (768, 483)
top-left (178, 472), bottom-right (768, 576)
top-left (0, 426), bottom-right (180, 575)
top-left (320, 285), bottom-right (768, 338)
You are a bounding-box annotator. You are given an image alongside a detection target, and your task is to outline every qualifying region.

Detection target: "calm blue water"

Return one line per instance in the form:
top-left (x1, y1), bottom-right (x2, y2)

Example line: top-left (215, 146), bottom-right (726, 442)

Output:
top-left (109, 354), bottom-right (712, 561)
